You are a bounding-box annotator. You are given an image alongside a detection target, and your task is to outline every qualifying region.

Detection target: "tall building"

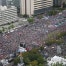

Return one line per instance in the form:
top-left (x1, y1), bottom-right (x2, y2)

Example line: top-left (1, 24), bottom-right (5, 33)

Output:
top-left (0, 0), bottom-right (20, 8)
top-left (2, 0), bottom-right (6, 6)
top-left (12, 0), bottom-right (20, 13)
top-left (53, 0), bottom-right (66, 7)
top-left (13, 0), bottom-right (20, 8)
top-left (0, 6), bottom-right (18, 25)
top-left (20, 0), bottom-right (53, 16)
top-left (0, 0), bottom-right (20, 13)
top-left (6, 0), bottom-right (20, 13)
top-left (0, 0), bottom-right (12, 6)
top-left (53, 0), bottom-right (62, 6)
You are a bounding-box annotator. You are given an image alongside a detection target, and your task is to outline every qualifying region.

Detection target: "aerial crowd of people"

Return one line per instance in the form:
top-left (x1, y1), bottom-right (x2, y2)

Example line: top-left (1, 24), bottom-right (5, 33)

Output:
top-left (0, 10), bottom-right (66, 59)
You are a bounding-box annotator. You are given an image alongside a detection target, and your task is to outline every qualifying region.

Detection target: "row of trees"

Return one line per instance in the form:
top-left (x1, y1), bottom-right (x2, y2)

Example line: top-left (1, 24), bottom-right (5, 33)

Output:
top-left (0, 23), bottom-right (15, 34)
top-left (27, 18), bottom-right (34, 24)
top-left (48, 7), bottom-right (65, 16)
top-left (48, 10), bottom-right (58, 16)
top-left (46, 38), bottom-right (64, 46)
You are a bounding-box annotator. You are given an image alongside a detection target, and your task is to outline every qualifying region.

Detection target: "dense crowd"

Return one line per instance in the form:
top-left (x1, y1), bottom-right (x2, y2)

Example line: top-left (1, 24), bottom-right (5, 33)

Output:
top-left (0, 10), bottom-right (66, 59)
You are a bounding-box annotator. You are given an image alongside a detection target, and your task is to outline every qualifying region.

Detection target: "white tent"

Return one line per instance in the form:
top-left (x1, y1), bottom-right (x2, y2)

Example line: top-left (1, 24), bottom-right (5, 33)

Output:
top-left (48, 56), bottom-right (66, 66)
top-left (18, 47), bottom-right (27, 53)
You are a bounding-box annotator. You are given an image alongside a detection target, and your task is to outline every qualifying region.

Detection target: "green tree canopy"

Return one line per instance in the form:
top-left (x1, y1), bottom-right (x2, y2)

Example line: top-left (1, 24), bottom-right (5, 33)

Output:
top-left (22, 49), bottom-right (46, 66)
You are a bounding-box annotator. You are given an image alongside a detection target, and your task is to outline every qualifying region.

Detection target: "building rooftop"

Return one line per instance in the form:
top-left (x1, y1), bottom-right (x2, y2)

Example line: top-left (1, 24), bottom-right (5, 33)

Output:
top-left (0, 6), bottom-right (16, 11)
top-left (0, 6), bottom-right (7, 11)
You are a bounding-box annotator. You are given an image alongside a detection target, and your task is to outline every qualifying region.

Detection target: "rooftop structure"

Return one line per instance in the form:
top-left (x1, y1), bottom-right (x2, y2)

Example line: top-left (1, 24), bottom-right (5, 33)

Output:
top-left (0, 6), bottom-right (7, 11)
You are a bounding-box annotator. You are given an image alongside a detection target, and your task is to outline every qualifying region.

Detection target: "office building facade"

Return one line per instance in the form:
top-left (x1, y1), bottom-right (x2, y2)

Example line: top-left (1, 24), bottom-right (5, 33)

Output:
top-left (0, 0), bottom-right (20, 8)
top-left (0, 0), bottom-right (6, 6)
top-left (20, 0), bottom-right (53, 16)
top-left (0, 6), bottom-right (18, 25)
top-left (53, 0), bottom-right (62, 6)
top-left (53, 0), bottom-right (66, 7)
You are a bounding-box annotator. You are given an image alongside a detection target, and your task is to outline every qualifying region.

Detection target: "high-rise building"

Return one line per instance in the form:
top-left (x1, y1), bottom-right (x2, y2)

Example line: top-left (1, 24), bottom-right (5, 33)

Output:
top-left (6, 0), bottom-right (20, 13)
top-left (0, 0), bottom-right (12, 6)
top-left (0, 0), bottom-right (20, 13)
top-left (0, 0), bottom-right (6, 6)
top-left (20, 0), bottom-right (53, 16)
top-left (0, 0), bottom-right (20, 8)
top-left (0, 6), bottom-right (18, 25)
top-left (53, 0), bottom-right (62, 6)
top-left (2, 0), bottom-right (7, 6)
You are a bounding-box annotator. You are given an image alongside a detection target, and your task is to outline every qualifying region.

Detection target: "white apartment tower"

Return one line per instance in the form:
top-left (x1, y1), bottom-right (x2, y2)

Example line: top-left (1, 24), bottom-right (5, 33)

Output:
top-left (0, 6), bottom-right (18, 25)
top-left (20, 0), bottom-right (53, 16)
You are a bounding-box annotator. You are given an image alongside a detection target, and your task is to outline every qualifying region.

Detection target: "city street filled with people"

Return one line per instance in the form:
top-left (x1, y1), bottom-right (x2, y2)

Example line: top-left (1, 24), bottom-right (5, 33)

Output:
top-left (0, 10), bottom-right (66, 59)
